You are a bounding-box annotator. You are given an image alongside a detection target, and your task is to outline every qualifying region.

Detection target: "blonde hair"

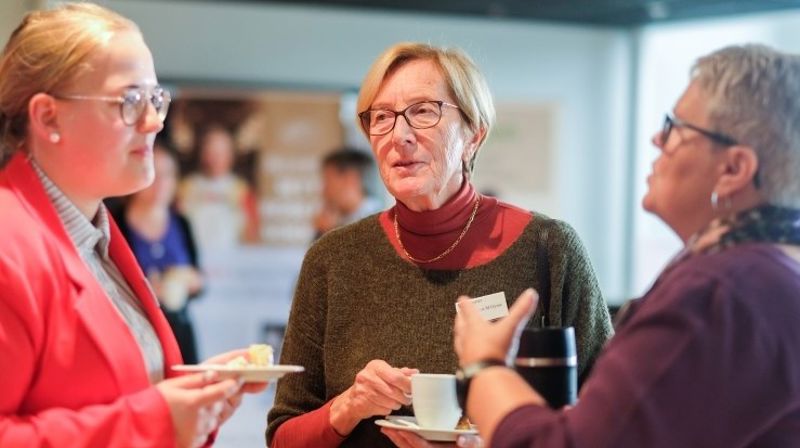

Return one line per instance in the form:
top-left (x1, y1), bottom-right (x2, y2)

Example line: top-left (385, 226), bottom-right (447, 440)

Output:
top-left (0, 2), bottom-right (139, 161)
top-left (356, 42), bottom-right (496, 173)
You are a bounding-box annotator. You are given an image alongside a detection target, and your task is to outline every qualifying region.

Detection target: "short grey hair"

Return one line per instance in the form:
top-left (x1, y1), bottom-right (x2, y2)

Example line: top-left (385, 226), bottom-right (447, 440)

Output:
top-left (692, 44), bottom-right (800, 208)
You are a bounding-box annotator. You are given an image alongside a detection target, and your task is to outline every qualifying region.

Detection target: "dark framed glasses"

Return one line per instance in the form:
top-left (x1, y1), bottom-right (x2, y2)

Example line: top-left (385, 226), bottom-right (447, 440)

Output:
top-left (54, 85), bottom-right (171, 126)
top-left (661, 114), bottom-right (738, 148)
top-left (359, 100), bottom-right (459, 136)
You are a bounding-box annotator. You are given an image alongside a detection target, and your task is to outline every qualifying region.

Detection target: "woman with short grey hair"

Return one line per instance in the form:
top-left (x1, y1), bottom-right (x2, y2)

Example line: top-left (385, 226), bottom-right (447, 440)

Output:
top-left (453, 43), bottom-right (800, 448)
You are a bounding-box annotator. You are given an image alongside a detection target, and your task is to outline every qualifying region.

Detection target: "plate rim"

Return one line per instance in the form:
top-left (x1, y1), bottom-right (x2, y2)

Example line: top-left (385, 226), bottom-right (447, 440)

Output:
top-left (375, 415), bottom-right (477, 440)
top-left (171, 364), bottom-right (304, 373)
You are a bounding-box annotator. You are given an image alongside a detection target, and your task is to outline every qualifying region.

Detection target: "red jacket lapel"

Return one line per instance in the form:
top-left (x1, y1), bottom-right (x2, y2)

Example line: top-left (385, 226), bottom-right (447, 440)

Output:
top-left (5, 154), bottom-right (183, 389)
top-left (108, 215), bottom-right (184, 371)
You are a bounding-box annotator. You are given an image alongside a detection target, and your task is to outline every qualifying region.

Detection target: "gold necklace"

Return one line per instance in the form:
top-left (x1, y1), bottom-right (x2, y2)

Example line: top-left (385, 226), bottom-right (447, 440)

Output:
top-left (394, 195), bottom-right (482, 264)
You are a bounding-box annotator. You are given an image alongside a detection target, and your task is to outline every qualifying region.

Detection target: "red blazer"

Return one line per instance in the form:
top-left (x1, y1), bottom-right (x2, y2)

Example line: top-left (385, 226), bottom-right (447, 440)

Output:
top-left (0, 154), bottom-right (183, 447)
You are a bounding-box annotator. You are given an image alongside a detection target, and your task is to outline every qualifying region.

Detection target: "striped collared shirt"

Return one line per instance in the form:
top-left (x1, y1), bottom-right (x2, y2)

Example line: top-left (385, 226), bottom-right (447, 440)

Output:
top-left (32, 161), bottom-right (164, 383)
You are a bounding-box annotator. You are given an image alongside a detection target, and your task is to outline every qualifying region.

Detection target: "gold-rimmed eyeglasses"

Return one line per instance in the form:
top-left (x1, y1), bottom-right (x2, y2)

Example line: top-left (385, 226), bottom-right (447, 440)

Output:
top-left (53, 85), bottom-right (171, 126)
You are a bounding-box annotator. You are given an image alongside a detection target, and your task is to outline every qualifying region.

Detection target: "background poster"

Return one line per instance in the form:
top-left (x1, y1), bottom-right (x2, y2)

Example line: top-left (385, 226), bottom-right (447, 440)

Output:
top-left (163, 88), bottom-right (345, 360)
top-left (474, 102), bottom-right (557, 212)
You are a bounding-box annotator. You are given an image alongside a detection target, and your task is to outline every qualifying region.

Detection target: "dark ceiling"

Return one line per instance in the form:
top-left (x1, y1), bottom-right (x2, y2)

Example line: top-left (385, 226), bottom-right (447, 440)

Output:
top-left (204, 0), bottom-right (800, 26)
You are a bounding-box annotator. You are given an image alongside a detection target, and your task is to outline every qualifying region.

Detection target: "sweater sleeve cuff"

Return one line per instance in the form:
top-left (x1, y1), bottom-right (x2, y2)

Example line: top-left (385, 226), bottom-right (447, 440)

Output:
top-left (319, 400), bottom-right (348, 442)
top-left (272, 399), bottom-right (346, 448)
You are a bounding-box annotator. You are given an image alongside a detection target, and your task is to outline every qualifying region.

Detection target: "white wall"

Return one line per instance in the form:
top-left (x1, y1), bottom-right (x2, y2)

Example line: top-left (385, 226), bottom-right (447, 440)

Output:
top-left (632, 9), bottom-right (800, 294)
top-left (105, 0), bottom-right (634, 302)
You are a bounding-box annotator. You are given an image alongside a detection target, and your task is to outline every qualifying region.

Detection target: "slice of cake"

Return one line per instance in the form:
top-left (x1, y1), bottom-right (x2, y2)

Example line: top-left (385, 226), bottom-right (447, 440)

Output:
top-left (224, 344), bottom-right (274, 368)
top-left (248, 344), bottom-right (274, 366)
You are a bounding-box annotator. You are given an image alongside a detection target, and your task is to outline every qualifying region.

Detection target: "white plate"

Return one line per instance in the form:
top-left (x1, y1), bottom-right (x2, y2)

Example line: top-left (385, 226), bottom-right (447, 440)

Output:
top-left (375, 416), bottom-right (478, 442)
top-left (171, 364), bottom-right (304, 382)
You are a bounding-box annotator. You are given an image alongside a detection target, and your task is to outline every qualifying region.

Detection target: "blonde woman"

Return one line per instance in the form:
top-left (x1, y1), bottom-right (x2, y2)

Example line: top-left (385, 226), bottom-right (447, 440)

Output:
top-left (0, 4), bottom-right (260, 447)
top-left (268, 43), bottom-right (613, 448)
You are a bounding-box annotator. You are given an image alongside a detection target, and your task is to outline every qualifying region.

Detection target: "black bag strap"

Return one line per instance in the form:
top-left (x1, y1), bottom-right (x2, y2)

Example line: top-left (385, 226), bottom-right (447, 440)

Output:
top-left (536, 222), bottom-right (552, 327)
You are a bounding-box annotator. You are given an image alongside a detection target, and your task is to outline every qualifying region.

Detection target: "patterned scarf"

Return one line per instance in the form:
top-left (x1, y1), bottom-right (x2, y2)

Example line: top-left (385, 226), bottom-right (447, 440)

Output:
top-left (690, 204), bottom-right (800, 255)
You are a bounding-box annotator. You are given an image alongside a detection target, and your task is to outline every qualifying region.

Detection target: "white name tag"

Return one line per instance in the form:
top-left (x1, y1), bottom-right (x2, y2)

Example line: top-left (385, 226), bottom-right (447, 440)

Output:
top-left (455, 291), bottom-right (509, 321)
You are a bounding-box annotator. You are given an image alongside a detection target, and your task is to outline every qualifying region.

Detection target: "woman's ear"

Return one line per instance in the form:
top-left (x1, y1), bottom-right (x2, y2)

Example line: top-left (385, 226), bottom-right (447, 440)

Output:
top-left (462, 126), bottom-right (487, 166)
top-left (715, 145), bottom-right (759, 197)
top-left (469, 126), bottom-right (486, 150)
top-left (28, 93), bottom-right (61, 144)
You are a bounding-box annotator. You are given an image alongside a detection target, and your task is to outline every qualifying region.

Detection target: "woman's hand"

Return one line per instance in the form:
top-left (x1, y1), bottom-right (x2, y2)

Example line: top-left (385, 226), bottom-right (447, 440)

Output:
top-left (201, 348), bottom-right (248, 365)
top-left (330, 360), bottom-right (419, 436)
top-left (200, 349), bottom-right (269, 425)
top-left (452, 290), bottom-right (542, 446)
top-left (156, 372), bottom-right (241, 448)
top-left (454, 289), bottom-right (537, 366)
top-left (381, 429), bottom-right (483, 448)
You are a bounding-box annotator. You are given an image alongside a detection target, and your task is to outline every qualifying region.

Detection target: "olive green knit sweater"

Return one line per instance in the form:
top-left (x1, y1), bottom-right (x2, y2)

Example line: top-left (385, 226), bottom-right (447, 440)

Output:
top-left (267, 213), bottom-right (612, 447)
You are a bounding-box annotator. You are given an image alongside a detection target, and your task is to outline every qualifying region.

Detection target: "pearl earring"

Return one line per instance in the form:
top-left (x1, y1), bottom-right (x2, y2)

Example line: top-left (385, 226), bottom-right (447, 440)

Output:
top-left (49, 132), bottom-right (61, 143)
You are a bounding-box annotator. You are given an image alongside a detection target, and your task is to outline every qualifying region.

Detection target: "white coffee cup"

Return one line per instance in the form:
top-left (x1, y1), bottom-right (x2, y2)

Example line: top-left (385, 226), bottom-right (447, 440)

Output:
top-left (411, 373), bottom-right (462, 429)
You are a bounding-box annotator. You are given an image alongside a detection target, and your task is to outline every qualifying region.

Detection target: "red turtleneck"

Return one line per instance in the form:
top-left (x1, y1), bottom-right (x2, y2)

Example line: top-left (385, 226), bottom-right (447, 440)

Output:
top-left (379, 181), bottom-right (532, 269)
top-left (270, 181), bottom-right (532, 448)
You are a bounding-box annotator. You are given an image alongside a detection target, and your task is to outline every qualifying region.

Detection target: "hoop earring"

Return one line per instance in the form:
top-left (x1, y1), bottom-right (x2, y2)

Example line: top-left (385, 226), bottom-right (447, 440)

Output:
top-left (711, 191), bottom-right (733, 212)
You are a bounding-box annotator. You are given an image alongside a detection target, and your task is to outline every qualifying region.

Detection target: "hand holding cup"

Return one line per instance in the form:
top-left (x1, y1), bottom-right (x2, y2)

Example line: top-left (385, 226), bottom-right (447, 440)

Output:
top-left (330, 359), bottom-right (418, 435)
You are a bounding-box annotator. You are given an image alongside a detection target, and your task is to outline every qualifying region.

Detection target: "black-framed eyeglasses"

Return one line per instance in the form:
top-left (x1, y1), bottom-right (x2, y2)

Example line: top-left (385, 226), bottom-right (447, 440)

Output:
top-left (358, 100), bottom-right (459, 136)
top-left (660, 114), bottom-right (738, 148)
top-left (53, 85), bottom-right (171, 126)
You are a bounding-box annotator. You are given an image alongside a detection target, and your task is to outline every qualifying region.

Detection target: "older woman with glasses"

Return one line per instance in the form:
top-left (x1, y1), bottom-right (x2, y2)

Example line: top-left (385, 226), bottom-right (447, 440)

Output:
top-left (0, 3), bottom-right (262, 447)
top-left (267, 42), bottom-right (613, 448)
top-left (453, 44), bottom-right (800, 448)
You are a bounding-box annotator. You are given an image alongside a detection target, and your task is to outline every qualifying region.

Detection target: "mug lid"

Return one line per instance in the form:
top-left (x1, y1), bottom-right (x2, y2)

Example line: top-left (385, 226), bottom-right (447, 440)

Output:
top-left (516, 326), bottom-right (576, 358)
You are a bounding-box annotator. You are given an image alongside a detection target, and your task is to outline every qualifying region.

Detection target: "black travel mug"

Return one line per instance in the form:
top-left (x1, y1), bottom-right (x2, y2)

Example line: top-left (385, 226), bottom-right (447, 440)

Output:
top-left (514, 327), bottom-right (577, 409)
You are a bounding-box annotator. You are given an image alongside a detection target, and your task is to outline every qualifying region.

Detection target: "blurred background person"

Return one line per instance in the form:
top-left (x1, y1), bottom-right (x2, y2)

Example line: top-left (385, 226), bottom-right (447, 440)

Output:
top-left (313, 147), bottom-right (383, 238)
top-left (0, 3), bottom-right (250, 447)
top-left (267, 42), bottom-right (612, 448)
top-left (453, 44), bottom-right (800, 448)
top-left (115, 140), bottom-right (204, 364)
top-left (178, 124), bottom-right (260, 248)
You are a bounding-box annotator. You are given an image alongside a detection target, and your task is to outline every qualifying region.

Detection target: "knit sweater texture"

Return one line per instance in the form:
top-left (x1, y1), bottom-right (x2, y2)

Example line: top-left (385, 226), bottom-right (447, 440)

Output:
top-left (267, 212), bottom-right (612, 447)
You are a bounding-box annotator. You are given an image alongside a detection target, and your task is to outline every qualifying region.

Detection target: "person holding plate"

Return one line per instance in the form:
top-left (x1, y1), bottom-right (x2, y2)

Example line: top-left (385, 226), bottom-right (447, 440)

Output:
top-left (453, 44), bottom-right (800, 448)
top-left (0, 3), bottom-right (263, 447)
top-left (267, 42), bottom-right (613, 448)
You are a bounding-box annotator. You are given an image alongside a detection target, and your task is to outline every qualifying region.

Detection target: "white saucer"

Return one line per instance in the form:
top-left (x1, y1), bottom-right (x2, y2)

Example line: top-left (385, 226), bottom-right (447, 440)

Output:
top-left (375, 416), bottom-right (478, 442)
top-left (172, 364), bottom-right (304, 382)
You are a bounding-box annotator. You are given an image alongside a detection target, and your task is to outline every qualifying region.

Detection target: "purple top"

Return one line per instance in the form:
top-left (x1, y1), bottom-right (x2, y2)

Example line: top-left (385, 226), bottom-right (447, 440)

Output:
top-left (126, 211), bottom-right (193, 276)
top-left (493, 243), bottom-right (800, 448)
